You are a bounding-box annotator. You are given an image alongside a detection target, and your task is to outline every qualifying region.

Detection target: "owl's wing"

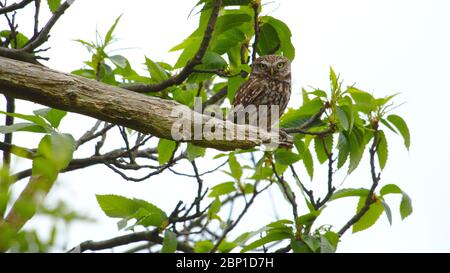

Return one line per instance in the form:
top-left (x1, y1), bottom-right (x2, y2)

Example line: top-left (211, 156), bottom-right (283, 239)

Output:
top-left (232, 77), bottom-right (269, 107)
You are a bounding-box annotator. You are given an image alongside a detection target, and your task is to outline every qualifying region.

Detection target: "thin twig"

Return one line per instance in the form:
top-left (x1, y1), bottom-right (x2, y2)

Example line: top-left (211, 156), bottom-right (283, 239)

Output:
top-left (124, 0), bottom-right (223, 93)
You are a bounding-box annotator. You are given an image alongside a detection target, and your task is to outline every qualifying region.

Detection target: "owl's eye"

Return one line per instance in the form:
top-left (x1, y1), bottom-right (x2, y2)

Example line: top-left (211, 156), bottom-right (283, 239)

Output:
top-left (277, 62), bottom-right (285, 69)
top-left (258, 63), bottom-right (267, 69)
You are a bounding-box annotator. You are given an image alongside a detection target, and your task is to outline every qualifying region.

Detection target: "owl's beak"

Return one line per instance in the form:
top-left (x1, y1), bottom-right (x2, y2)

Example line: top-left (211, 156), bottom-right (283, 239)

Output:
top-left (270, 67), bottom-right (275, 76)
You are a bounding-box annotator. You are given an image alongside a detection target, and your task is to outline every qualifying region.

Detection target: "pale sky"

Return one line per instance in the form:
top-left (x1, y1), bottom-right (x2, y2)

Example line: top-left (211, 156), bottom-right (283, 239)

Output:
top-left (3, 0), bottom-right (450, 252)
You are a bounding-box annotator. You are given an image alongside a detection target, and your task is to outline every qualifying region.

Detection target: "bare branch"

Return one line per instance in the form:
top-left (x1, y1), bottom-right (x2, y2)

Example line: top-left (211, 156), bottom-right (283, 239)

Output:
top-left (68, 229), bottom-right (194, 253)
top-left (0, 0), bottom-right (33, 15)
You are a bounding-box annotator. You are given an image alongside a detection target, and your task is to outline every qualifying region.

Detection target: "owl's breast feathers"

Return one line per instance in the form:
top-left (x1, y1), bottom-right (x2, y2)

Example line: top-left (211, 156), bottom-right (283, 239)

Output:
top-left (233, 76), bottom-right (291, 113)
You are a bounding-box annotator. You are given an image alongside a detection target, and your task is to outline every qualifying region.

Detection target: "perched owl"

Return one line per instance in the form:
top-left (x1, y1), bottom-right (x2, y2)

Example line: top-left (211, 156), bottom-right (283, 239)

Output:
top-left (231, 55), bottom-right (291, 129)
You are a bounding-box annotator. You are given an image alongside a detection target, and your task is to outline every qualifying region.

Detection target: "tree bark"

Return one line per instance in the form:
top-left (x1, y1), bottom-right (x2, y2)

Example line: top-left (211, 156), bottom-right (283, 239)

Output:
top-left (0, 57), bottom-right (284, 151)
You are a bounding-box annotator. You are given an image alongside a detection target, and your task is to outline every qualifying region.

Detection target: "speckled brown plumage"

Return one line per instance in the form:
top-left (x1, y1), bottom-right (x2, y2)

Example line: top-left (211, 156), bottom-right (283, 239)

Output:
top-left (231, 55), bottom-right (291, 128)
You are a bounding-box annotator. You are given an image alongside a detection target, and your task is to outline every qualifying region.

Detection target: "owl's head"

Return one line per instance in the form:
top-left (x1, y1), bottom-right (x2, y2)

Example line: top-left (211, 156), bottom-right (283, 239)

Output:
top-left (250, 55), bottom-right (291, 81)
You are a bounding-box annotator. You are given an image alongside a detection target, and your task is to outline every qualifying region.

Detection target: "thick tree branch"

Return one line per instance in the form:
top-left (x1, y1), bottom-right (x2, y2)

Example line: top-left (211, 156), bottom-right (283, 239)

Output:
top-left (68, 229), bottom-right (194, 253)
top-left (0, 56), bottom-right (286, 151)
top-left (125, 0), bottom-right (223, 93)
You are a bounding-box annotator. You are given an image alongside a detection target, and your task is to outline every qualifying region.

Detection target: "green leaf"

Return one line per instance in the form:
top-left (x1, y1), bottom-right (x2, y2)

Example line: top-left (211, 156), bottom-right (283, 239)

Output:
top-left (380, 184), bottom-right (402, 196)
top-left (297, 211), bottom-right (320, 227)
top-left (330, 67), bottom-right (338, 93)
top-left (227, 76), bottom-right (247, 104)
top-left (380, 199), bottom-right (393, 225)
top-left (336, 106), bottom-right (350, 131)
top-left (241, 231), bottom-right (291, 253)
top-left (256, 22), bottom-right (280, 56)
top-left (104, 14), bottom-right (122, 46)
top-left (330, 188), bottom-right (370, 201)
top-left (214, 13), bottom-right (252, 34)
top-left (262, 16), bottom-right (295, 60)
top-left (291, 239), bottom-right (313, 253)
top-left (303, 235), bottom-right (321, 252)
top-left (218, 241), bottom-right (237, 253)
top-left (0, 123), bottom-right (46, 134)
top-left (387, 114), bottom-right (410, 150)
top-left (352, 198), bottom-right (384, 233)
top-left (194, 240), bottom-right (214, 253)
top-left (209, 182), bottom-right (235, 197)
top-left (294, 137), bottom-right (313, 179)
top-left (71, 69), bottom-right (96, 79)
top-left (201, 51), bottom-right (228, 69)
top-left (208, 198), bottom-right (222, 220)
top-left (47, 0), bottom-right (61, 13)
top-left (274, 149), bottom-right (302, 166)
top-left (347, 87), bottom-right (375, 114)
top-left (314, 135), bottom-right (332, 164)
top-left (400, 193), bottom-right (413, 220)
top-left (321, 231), bottom-right (339, 253)
top-left (228, 153), bottom-right (242, 180)
top-left (187, 144), bottom-right (206, 161)
top-left (96, 194), bottom-right (140, 218)
top-left (145, 57), bottom-right (169, 82)
top-left (348, 128), bottom-right (366, 174)
top-left (33, 108), bottom-right (67, 128)
top-left (0, 111), bottom-right (49, 128)
top-left (162, 230), bottom-right (177, 253)
top-left (337, 133), bottom-right (349, 169)
top-left (377, 130), bottom-right (388, 170)
top-left (280, 98), bottom-right (324, 128)
top-left (157, 139), bottom-right (177, 164)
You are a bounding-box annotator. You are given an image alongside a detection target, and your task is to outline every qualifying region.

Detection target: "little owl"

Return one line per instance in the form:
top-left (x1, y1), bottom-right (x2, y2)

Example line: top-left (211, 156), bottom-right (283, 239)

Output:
top-left (230, 55), bottom-right (291, 129)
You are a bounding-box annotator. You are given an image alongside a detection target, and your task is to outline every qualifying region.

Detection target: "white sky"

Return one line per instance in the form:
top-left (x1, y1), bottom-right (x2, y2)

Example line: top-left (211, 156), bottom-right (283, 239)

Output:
top-left (2, 0), bottom-right (450, 252)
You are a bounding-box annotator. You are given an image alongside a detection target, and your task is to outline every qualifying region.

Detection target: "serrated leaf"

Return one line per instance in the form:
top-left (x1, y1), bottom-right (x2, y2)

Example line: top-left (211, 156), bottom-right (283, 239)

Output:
top-left (187, 144), bottom-right (206, 161)
top-left (241, 231), bottom-right (291, 253)
top-left (314, 135), bottom-right (332, 164)
top-left (262, 16), bottom-right (295, 60)
top-left (96, 195), bottom-right (140, 218)
top-left (294, 137), bottom-right (313, 179)
top-left (145, 57), bottom-right (169, 82)
top-left (330, 188), bottom-right (370, 201)
top-left (377, 130), bottom-right (388, 170)
top-left (280, 98), bottom-right (323, 128)
top-left (303, 235), bottom-right (321, 252)
top-left (201, 51), bottom-right (228, 69)
top-left (47, 0), bottom-right (61, 13)
top-left (208, 198), bottom-right (222, 220)
top-left (209, 182), bottom-right (235, 197)
top-left (387, 114), bottom-right (410, 150)
top-left (274, 149), bottom-right (302, 165)
top-left (291, 239), bottom-right (313, 253)
top-left (34, 108), bottom-right (67, 128)
top-left (105, 14), bottom-right (122, 46)
top-left (0, 123), bottom-right (46, 134)
top-left (228, 153), bottom-right (242, 180)
top-left (400, 193), bottom-right (413, 220)
top-left (347, 87), bottom-right (375, 114)
top-left (380, 184), bottom-right (402, 196)
top-left (157, 139), bottom-right (177, 164)
top-left (321, 231), bottom-right (339, 253)
top-left (336, 106), bottom-right (350, 131)
top-left (194, 240), bottom-right (214, 253)
top-left (337, 133), bottom-right (349, 169)
top-left (162, 230), bottom-right (177, 253)
top-left (330, 67), bottom-right (338, 93)
top-left (380, 199), bottom-right (393, 225)
top-left (348, 128), bottom-right (366, 174)
top-left (352, 197), bottom-right (384, 233)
